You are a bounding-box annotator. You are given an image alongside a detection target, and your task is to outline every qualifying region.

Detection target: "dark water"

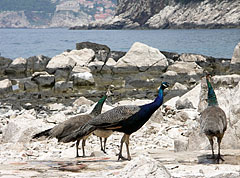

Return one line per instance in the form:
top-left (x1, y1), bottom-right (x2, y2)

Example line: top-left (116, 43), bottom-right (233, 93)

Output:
top-left (0, 28), bottom-right (239, 59)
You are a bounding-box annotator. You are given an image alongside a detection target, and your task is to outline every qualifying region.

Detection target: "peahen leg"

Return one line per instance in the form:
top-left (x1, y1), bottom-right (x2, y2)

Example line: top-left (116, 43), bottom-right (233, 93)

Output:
top-left (208, 137), bottom-right (215, 159)
top-left (76, 140), bottom-right (80, 157)
top-left (216, 136), bottom-right (224, 163)
top-left (99, 137), bottom-right (104, 152)
top-left (103, 138), bottom-right (107, 153)
top-left (82, 139), bottom-right (86, 157)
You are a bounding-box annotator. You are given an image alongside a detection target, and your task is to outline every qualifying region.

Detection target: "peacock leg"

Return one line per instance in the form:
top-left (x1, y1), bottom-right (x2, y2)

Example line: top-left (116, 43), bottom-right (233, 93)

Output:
top-left (76, 140), bottom-right (80, 157)
top-left (125, 134), bottom-right (131, 161)
top-left (118, 134), bottom-right (128, 161)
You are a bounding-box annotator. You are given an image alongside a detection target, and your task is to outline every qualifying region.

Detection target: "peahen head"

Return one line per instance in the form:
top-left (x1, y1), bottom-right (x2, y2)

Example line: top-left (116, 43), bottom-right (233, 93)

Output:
top-left (206, 74), bottom-right (218, 106)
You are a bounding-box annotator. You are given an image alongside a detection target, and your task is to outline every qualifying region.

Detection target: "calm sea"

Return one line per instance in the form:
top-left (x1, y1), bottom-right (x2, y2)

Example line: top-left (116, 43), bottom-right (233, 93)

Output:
top-left (0, 28), bottom-right (239, 59)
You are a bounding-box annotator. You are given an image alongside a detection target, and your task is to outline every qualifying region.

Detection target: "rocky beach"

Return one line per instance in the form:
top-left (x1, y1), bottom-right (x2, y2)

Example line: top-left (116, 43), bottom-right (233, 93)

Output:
top-left (0, 41), bottom-right (240, 177)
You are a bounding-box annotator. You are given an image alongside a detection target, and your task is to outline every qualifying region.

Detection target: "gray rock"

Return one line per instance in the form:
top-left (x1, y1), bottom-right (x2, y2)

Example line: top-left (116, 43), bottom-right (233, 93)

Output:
top-left (176, 98), bottom-right (194, 110)
top-left (72, 72), bottom-right (95, 86)
top-left (5, 57), bottom-right (27, 74)
top-left (179, 53), bottom-right (207, 62)
top-left (54, 81), bottom-right (73, 93)
top-left (167, 61), bottom-right (203, 75)
top-left (0, 79), bottom-right (13, 95)
top-left (26, 55), bottom-right (50, 74)
top-left (0, 57), bottom-right (12, 75)
top-left (32, 72), bottom-right (55, 88)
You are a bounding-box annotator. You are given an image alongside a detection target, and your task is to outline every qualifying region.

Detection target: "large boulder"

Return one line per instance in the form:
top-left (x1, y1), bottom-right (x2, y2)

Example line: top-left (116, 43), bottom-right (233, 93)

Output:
top-left (26, 55), bottom-right (50, 74)
top-left (72, 72), bottom-right (95, 86)
top-left (167, 61), bottom-right (203, 75)
top-left (5, 57), bottom-right (27, 74)
top-left (46, 53), bottom-right (76, 74)
top-left (76, 41), bottom-right (110, 62)
top-left (113, 42), bottom-right (168, 74)
top-left (0, 57), bottom-right (12, 75)
top-left (68, 49), bottom-right (95, 66)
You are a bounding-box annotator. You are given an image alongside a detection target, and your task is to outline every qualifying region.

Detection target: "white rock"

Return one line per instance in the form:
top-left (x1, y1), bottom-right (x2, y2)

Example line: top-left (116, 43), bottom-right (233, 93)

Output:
top-left (231, 42), bottom-right (240, 64)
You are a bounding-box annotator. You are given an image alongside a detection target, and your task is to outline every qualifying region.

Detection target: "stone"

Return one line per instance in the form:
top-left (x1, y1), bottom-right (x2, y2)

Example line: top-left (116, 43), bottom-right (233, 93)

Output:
top-left (5, 57), bottom-right (27, 74)
top-left (176, 98), bottom-right (194, 110)
top-left (73, 96), bottom-right (94, 107)
top-left (26, 55), bottom-right (50, 74)
top-left (24, 79), bottom-right (38, 92)
top-left (0, 57), bottom-right (12, 75)
top-left (0, 79), bottom-right (13, 95)
top-left (54, 81), bottom-right (73, 93)
top-left (114, 42), bottom-right (168, 74)
top-left (118, 155), bottom-right (171, 178)
top-left (72, 72), bottom-right (95, 86)
top-left (179, 53), bottom-right (207, 62)
top-left (31, 72), bottom-right (55, 88)
top-left (76, 41), bottom-right (110, 62)
top-left (46, 53), bottom-right (76, 74)
top-left (167, 61), bottom-right (203, 75)
top-left (172, 82), bottom-right (188, 90)
top-left (46, 112), bottom-right (66, 124)
top-left (231, 42), bottom-right (240, 64)
top-left (68, 49), bottom-right (95, 66)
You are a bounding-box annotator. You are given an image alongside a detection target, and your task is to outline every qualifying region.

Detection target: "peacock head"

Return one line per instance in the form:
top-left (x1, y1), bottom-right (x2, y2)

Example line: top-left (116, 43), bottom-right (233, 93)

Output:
top-left (206, 74), bottom-right (212, 80)
top-left (160, 82), bottom-right (170, 90)
top-left (105, 85), bottom-right (114, 97)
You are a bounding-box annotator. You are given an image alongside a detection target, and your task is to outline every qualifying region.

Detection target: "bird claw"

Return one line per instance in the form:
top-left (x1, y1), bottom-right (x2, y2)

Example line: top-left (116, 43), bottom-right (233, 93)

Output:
top-left (215, 155), bottom-right (224, 163)
top-left (118, 154), bottom-right (131, 161)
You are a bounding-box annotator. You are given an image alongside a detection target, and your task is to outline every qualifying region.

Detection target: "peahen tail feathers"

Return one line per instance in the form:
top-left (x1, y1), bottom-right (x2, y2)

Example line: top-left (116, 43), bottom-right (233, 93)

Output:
top-left (59, 124), bottom-right (96, 143)
top-left (32, 128), bottom-right (52, 139)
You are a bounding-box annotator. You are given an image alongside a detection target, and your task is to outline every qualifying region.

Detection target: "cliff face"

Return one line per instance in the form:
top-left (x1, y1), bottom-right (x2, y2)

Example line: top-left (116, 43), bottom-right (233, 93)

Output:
top-left (71, 0), bottom-right (240, 29)
top-left (0, 0), bottom-right (117, 28)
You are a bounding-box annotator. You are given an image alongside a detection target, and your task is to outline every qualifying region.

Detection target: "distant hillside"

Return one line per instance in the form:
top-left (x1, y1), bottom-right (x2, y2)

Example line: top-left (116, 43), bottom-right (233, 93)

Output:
top-left (0, 0), bottom-right (117, 28)
top-left (71, 0), bottom-right (240, 29)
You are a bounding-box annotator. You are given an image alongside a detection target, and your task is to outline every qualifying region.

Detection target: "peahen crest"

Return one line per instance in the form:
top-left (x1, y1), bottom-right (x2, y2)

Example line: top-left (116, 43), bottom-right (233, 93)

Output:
top-left (206, 75), bottom-right (218, 106)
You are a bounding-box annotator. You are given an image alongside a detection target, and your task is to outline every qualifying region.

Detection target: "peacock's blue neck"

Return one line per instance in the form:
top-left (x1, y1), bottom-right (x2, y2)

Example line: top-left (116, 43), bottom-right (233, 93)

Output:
top-left (206, 78), bottom-right (218, 106)
top-left (90, 95), bottom-right (107, 116)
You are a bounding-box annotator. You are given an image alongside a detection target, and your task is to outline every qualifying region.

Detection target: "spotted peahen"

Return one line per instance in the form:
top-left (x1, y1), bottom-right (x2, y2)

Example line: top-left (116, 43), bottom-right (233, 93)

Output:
top-left (32, 90), bottom-right (111, 157)
top-left (200, 74), bottom-right (227, 163)
top-left (60, 82), bottom-right (169, 161)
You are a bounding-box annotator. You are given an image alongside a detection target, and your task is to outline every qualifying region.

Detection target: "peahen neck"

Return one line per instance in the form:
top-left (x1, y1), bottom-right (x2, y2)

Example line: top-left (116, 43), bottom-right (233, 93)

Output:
top-left (90, 95), bottom-right (107, 116)
top-left (206, 78), bottom-right (218, 106)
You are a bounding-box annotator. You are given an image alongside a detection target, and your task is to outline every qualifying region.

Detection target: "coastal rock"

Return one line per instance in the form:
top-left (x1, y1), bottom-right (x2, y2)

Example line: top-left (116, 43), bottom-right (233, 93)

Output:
top-left (113, 42), bottom-right (168, 74)
top-left (0, 57), bottom-right (12, 75)
top-left (31, 72), bottom-right (55, 88)
top-left (172, 82), bottom-right (188, 91)
top-left (0, 79), bottom-right (13, 95)
top-left (23, 78), bottom-right (38, 92)
top-left (76, 41), bottom-right (110, 62)
top-left (5, 57), bottom-right (27, 74)
top-left (54, 81), bottom-right (73, 93)
top-left (179, 53), bottom-right (207, 62)
top-left (46, 53), bottom-right (76, 74)
top-left (72, 72), bottom-right (95, 86)
top-left (167, 61), bottom-right (203, 76)
top-left (67, 49), bottom-right (95, 66)
top-left (26, 55), bottom-right (50, 74)
top-left (176, 98), bottom-right (194, 110)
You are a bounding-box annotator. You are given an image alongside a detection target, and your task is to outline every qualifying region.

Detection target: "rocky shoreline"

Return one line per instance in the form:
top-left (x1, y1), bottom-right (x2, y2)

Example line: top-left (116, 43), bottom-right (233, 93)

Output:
top-left (0, 41), bottom-right (240, 177)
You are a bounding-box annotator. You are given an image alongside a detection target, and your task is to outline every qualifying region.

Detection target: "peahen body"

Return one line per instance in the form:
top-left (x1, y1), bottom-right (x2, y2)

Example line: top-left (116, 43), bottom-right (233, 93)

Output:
top-left (32, 90), bottom-right (111, 157)
top-left (200, 74), bottom-right (227, 163)
top-left (60, 82), bottom-right (169, 161)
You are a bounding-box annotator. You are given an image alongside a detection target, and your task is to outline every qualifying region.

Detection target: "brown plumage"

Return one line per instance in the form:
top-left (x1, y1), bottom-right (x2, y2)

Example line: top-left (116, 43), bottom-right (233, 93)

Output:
top-left (200, 75), bottom-right (227, 163)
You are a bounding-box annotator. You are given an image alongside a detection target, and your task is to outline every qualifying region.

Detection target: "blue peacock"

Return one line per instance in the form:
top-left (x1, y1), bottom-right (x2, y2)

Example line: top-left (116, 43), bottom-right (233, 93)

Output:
top-left (200, 74), bottom-right (227, 163)
top-left (60, 82), bottom-right (169, 161)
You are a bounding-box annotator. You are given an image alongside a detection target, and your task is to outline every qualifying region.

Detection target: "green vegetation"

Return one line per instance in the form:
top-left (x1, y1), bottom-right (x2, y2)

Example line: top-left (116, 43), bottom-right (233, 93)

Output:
top-left (0, 0), bottom-right (56, 13)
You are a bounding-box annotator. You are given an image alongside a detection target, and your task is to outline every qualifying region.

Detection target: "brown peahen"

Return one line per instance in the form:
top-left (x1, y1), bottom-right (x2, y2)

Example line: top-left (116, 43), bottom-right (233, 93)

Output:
top-left (200, 74), bottom-right (227, 163)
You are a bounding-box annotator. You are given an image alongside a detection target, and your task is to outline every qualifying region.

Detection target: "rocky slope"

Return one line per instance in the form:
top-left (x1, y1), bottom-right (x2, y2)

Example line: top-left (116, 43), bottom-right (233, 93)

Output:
top-left (71, 0), bottom-right (240, 29)
top-left (0, 0), bottom-right (117, 28)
